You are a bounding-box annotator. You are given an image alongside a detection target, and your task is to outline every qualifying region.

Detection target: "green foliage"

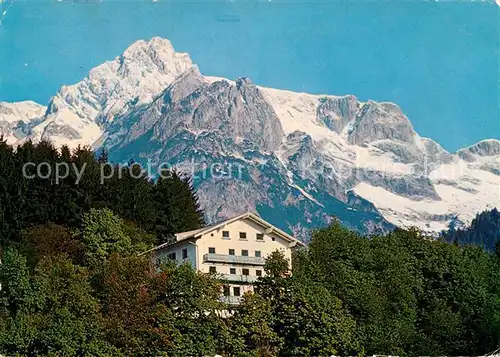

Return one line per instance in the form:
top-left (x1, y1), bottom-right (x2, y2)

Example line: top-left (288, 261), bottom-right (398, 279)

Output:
top-left (158, 263), bottom-right (226, 356)
top-left (0, 140), bottom-right (205, 246)
top-left (1, 217), bottom-right (500, 356)
top-left (263, 250), bottom-right (290, 278)
top-left (229, 292), bottom-right (282, 357)
top-left (442, 208), bottom-right (500, 252)
top-left (154, 170), bottom-right (205, 244)
top-left (0, 248), bottom-right (40, 354)
top-left (274, 282), bottom-right (359, 357)
top-left (255, 250), bottom-right (360, 357)
top-left (29, 255), bottom-right (111, 356)
top-left (19, 223), bottom-right (83, 267)
top-left (298, 222), bottom-right (500, 356)
top-left (122, 220), bottom-right (157, 254)
top-left (79, 208), bottom-right (132, 266)
top-left (0, 248), bottom-right (38, 316)
top-left (93, 253), bottom-right (173, 355)
top-left (0, 251), bottom-right (115, 356)
top-left (0, 139), bottom-right (499, 356)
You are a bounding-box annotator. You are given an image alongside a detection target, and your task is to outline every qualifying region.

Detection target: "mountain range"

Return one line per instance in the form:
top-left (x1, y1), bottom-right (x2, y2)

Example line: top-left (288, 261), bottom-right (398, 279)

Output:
top-left (1, 37), bottom-right (498, 240)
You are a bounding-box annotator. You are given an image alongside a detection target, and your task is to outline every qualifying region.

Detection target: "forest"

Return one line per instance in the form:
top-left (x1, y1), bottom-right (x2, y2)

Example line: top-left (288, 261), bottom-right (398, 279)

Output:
top-left (0, 138), bottom-right (499, 357)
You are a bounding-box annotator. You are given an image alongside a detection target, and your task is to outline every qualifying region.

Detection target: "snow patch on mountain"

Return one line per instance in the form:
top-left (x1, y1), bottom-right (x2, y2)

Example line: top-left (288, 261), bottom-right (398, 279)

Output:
top-left (0, 101), bottom-right (47, 144)
top-left (354, 153), bottom-right (500, 232)
top-left (260, 87), bottom-right (341, 140)
top-left (0, 101), bottom-right (46, 123)
top-left (26, 108), bottom-right (102, 149)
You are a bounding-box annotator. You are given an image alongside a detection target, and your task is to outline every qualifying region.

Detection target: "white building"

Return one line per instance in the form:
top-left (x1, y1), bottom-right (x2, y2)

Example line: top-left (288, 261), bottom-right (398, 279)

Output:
top-left (142, 212), bottom-right (305, 304)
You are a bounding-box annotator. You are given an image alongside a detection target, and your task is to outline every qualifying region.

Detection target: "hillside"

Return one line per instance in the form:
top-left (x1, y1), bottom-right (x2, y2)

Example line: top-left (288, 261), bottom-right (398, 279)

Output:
top-left (442, 208), bottom-right (500, 252)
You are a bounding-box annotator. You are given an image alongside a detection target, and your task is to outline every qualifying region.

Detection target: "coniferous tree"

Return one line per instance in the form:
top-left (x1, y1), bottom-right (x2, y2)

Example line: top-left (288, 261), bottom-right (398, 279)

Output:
top-left (442, 208), bottom-right (500, 251)
top-left (0, 140), bottom-right (205, 246)
top-left (153, 170), bottom-right (205, 244)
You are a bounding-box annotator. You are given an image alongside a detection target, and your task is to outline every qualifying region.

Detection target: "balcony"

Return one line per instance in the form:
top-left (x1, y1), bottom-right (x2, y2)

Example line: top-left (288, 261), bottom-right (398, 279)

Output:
top-left (219, 296), bottom-right (242, 305)
top-left (219, 274), bottom-right (257, 283)
top-left (203, 253), bottom-right (265, 266)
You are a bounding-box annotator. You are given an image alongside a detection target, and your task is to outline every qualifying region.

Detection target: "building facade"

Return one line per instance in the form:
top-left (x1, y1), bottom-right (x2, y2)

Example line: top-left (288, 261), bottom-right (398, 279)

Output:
top-left (142, 212), bottom-right (304, 304)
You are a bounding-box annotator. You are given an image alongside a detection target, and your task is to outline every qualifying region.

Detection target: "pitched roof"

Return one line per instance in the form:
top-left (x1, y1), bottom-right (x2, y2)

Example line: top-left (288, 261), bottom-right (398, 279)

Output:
top-left (140, 212), bottom-right (305, 255)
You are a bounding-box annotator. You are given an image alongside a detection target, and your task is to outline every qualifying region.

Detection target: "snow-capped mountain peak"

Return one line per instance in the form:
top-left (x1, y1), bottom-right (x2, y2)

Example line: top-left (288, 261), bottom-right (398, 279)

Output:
top-left (26, 37), bottom-right (194, 149)
top-left (49, 36), bottom-right (194, 122)
top-left (458, 139), bottom-right (500, 160)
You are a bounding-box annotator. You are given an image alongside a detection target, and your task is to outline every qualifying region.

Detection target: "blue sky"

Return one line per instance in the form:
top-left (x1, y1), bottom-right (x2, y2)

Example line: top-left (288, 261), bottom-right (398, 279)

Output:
top-left (0, 0), bottom-right (498, 152)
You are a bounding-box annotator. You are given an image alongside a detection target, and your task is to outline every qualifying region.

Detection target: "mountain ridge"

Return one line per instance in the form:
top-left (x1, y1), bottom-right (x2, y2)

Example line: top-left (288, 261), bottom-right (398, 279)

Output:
top-left (1, 37), bottom-right (498, 239)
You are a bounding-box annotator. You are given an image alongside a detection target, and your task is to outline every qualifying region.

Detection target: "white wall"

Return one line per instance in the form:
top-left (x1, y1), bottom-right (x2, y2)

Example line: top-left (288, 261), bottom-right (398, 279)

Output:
top-left (196, 217), bottom-right (292, 276)
top-left (150, 217), bottom-right (295, 301)
top-left (154, 240), bottom-right (197, 269)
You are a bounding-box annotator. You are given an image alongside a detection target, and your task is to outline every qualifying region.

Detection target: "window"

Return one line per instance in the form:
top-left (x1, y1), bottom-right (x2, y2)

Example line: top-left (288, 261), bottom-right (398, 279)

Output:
top-left (256, 270), bottom-right (262, 277)
top-left (242, 268), bottom-right (249, 276)
top-left (228, 249), bottom-right (235, 256)
top-left (241, 250), bottom-right (248, 257)
top-left (167, 252), bottom-right (176, 261)
top-left (239, 232), bottom-right (247, 239)
top-left (209, 247), bottom-right (216, 254)
top-left (230, 268), bottom-right (236, 274)
top-left (209, 266), bottom-right (217, 274)
top-left (223, 285), bottom-right (230, 296)
top-left (182, 248), bottom-right (188, 259)
top-left (222, 231), bottom-right (230, 239)
top-left (256, 233), bottom-right (264, 241)
top-left (271, 237), bottom-right (276, 241)
top-left (233, 287), bottom-right (241, 297)
top-left (255, 251), bottom-right (261, 258)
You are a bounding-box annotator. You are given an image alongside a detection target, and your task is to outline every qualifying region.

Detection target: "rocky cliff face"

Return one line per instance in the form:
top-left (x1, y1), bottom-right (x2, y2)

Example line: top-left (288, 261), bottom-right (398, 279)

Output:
top-left (317, 96), bottom-right (359, 133)
top-left (150, 76), bottom-right (284, 153)
top-left (349, 101), bottom-right (417, 146)
top-left (458, 140), bottom-right (500, 161)
top-left (2, 37), bottom-right (498, 240)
